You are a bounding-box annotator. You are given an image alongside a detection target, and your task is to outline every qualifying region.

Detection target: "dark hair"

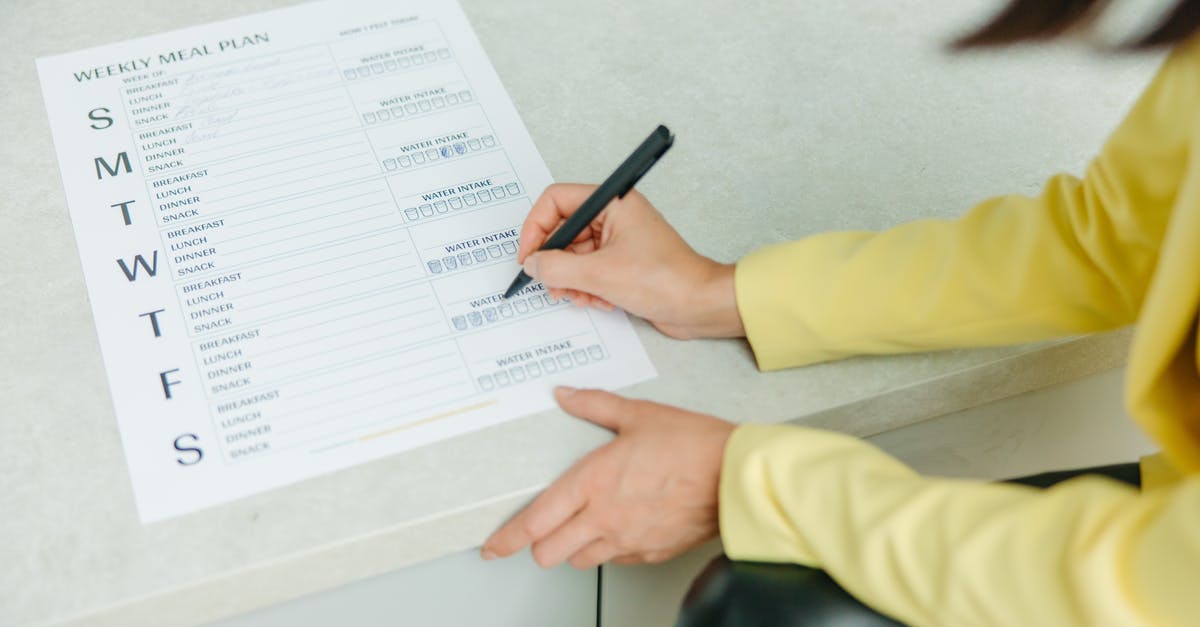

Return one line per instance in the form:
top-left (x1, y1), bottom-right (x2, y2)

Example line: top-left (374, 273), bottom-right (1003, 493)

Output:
top-left (954, 0), bottom-right (1200, 48)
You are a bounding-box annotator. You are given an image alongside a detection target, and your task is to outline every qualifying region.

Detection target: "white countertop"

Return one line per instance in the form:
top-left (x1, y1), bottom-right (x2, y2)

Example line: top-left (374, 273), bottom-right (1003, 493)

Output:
top-left (0, 0), bottom-right (1158, 624)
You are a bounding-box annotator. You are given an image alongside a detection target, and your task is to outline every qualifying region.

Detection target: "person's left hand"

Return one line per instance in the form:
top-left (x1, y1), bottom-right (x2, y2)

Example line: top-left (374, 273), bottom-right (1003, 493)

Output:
top-left (481, 387), bottom-right (736, 569)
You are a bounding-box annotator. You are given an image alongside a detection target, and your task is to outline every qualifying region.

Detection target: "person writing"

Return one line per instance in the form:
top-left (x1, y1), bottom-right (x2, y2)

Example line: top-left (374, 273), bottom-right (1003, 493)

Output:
top-left (483, 1), bottom-right (1200, 624)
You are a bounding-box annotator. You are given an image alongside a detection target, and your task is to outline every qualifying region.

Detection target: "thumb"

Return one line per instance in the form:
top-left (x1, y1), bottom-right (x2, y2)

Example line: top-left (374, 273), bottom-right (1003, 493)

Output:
top-left (524, 250), bottom-right (615, 296)
top-left (554, 386), bottom-right (631, 431)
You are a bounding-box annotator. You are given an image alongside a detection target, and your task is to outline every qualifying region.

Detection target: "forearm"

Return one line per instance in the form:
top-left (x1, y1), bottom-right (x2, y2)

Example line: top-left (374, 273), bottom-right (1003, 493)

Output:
top-left (719, 424), bottom-right (1200, 626)
top-left (734, 177), bottom-right (1142, 370)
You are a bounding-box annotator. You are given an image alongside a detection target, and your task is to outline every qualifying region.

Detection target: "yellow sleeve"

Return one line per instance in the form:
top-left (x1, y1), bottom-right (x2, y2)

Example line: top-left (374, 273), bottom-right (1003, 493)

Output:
top-left (735, 43), bottom-right (1199, 371)
top-left (719, 424), bottom-right (1200, 627)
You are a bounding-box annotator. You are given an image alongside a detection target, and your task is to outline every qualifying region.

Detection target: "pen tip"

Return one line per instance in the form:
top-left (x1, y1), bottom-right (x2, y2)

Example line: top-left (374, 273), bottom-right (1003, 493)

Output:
top-left (503, 271), bottom-right (531, 299)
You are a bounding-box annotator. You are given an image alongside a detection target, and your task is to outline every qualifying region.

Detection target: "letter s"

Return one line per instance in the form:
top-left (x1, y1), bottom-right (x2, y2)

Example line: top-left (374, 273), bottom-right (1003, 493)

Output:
top-left (174, 433), bottom-right (203, 465)
top-left (88, 107), bottom-right (114, 130)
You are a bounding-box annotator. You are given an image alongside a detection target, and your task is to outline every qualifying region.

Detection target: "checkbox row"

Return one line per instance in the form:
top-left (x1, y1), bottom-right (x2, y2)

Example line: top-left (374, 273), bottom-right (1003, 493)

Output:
top-left (450, 292), bottom-right (560, 331)
top-left (342, 48), bottom-right (453, 80)
top-left (477, 345), bottom-right (608, 390)
top-left (364, 90), bottom-right (474, 125)
top-left (428, 240), bottom-right (518, 275)
top-left (401, 182), bottom-right (522, 222)
top-left (383, 133), bottom-right (494, 170)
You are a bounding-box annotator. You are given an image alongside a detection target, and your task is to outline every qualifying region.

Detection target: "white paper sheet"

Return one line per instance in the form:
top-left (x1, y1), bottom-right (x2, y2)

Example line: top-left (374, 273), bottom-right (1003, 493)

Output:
top-left (36, 0), bottom-right (655, 522)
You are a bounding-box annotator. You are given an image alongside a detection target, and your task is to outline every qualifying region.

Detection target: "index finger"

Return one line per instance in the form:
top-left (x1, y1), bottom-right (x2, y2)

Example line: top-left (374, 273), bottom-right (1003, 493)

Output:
top-left (517, 183), bottom-right (600, 263)
top-left (482, 460), bottom-right (588, 559)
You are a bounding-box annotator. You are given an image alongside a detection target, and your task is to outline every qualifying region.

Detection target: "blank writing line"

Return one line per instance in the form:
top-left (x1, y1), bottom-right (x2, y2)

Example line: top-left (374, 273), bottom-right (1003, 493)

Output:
top-left (277, 378), bottom-right (466, 436)
top-left (208, 140), bottom-right (362, 178)
top-left (232, 257), bottom-right (410, 299)
top-left (278, 362), bottom-right (461, 421)
top-left (195, 115), bottom-right (356, 156)
top-left (225, 234), bottom-right (408, 283)
top-left (234, 282), bottom-right (428, 338)
top-left (265, 339), bottom-right (458, 391)
top-left (239, 263), bottom-right (425, 312)
top-left (217, 200), bottom-right (391, 244)
top-left (215, 221), bottom-right (407, 273)
top-left (205, 162), bottom-right (377, 203)
top-left (214, 279), bottom-right (427, 342)
top-left (243, 251), bottom-right (412, 290)
top-left (202, 150), bottom-right (371, 192)
top-left (154, 133), bottom-right (366, 183)
top-left (220, 187), bottom-right (385, 229)
top-left (251, 312), bottom-right (440, 370)
top-left (261, 293), bottom-right (431, 340)
top-left (218, 209), bottom-right (394, 255)
top-left (254, 302), bottom-right (435, 356)
top-left (160, 171), bottom-right (389, 232)
top-left (286, 359), bottom-right (460, 403)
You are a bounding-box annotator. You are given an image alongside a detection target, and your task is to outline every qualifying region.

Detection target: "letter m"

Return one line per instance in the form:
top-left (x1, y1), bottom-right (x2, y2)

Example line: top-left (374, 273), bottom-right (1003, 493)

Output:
top-left (116, 250), bottom-right (159, 281)
top-left (95, 152), bottom-right (132, 179)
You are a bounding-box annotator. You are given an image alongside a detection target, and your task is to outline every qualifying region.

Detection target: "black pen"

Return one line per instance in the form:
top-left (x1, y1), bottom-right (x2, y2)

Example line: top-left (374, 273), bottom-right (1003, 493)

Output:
top-left (502, 125), bottom-right (675, 299)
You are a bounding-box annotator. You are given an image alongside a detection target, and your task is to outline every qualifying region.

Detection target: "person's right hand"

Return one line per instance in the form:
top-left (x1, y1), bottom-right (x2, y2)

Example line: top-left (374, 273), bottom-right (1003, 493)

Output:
top-left (517, 184), bottom-right (744, 340)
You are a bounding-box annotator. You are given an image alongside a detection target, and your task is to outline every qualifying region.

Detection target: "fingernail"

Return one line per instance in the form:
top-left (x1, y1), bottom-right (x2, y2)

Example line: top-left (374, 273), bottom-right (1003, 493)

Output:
top-left (523, 255), bottom-right (540, 278)
top-left (481, 549), bottom-right (497, 560)
top-left (555, 385), bottom-right (577, 397)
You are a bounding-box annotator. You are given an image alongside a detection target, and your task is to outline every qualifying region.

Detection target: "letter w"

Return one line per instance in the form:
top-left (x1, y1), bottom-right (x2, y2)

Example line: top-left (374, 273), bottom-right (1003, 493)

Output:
top-left (116, 251), bottom-right (159, 281)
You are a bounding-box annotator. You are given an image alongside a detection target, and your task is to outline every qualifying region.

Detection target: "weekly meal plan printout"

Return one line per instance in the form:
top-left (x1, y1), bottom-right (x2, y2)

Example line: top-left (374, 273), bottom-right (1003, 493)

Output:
top-left (37, 0), bottom-right (655, 522)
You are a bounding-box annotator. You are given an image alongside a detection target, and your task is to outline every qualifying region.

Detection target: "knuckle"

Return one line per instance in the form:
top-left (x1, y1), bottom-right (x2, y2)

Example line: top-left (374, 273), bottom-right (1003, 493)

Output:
top-left (530, 544), bottom-right (555, 568)
top-left (577, 467), bottom-right (607, 497)
top-left (567, 552), bottom-right (592, 570)
top-left (590, 511), bottom-right (616, 535)
top-left (539, 185), bottom-right (562, 201)
top-left (519, 516), bottom-right (542, 540)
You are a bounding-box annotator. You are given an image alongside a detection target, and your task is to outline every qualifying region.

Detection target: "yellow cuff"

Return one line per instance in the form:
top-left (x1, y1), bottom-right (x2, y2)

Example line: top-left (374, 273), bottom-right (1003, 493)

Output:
top-left (734, 233), bottom-right (877, 371)
top-left (718, 423), bottom-right (848, 565)
top-left (734, 245), bottom-right (824, 371)
top-left (719, 424), bottom-right (803, 562)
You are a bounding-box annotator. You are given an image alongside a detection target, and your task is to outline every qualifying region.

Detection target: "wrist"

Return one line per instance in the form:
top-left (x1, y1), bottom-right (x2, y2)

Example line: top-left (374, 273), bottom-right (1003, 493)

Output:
top-left (690, 261), bottom-right (745, 338)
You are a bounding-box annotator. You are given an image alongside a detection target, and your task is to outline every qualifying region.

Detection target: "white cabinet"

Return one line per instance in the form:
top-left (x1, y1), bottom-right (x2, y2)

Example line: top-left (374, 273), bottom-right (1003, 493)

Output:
top-left (209, 549), bottom-right (597, 627)
top-left (600, 542), bottom-right (721, 627)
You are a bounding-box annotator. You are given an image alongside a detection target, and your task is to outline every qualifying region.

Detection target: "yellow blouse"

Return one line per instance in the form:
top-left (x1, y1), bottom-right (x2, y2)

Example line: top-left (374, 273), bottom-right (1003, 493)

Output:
top-left (722, 37), bottom-right (1200, 626)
